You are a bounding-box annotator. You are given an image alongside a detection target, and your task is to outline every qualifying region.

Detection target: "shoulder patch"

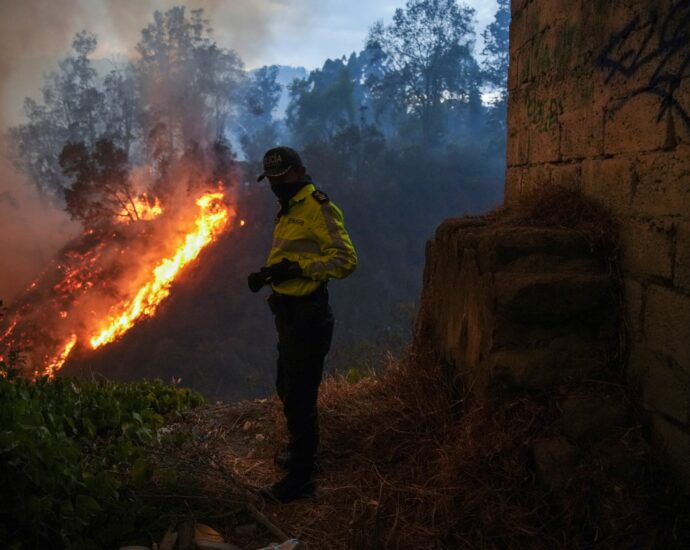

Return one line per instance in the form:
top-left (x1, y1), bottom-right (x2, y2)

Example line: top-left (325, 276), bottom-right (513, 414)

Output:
top-left (311, 190), bottom-right (330, 204)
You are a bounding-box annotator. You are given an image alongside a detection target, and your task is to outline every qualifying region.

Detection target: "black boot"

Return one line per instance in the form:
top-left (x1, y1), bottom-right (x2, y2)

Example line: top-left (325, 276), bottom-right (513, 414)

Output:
top-left (274, 450), bottom-right (322, 474)
top-left (274, 450), bottom-right (292, 470)
top-left (262, 473), bottom-right (315, 503)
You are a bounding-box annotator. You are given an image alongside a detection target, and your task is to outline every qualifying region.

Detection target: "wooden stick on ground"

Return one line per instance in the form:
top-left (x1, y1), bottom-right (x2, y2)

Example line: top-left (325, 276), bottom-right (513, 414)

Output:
top-left (247, 503), bottom-right (290, 542)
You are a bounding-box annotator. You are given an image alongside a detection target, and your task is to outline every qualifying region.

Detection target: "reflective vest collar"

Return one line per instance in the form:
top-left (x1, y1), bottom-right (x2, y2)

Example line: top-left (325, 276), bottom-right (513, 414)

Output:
top-left (289, 182), bottom-right (316, 207)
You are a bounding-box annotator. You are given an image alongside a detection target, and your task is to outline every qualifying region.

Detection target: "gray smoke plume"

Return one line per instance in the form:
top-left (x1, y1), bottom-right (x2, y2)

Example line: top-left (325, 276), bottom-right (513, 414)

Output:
top-left (0, 0), bottom-right (286, 299)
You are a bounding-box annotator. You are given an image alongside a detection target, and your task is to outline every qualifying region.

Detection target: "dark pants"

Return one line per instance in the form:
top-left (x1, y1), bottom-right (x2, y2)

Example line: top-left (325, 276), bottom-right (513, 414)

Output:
top-left (268, 286), bottom-right (334, 478)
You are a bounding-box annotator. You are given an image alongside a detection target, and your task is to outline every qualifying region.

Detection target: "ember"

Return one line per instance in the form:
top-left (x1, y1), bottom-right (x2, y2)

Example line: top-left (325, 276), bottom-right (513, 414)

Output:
top-left (44, 334), bottom-right (77, 379)
top-left (89, 191), bottom-right (230, 349)
top-left (0, 189), bottom-right (233, 378)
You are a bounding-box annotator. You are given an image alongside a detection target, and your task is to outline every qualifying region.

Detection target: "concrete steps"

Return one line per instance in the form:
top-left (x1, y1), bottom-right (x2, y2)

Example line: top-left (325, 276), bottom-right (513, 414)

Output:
top-left (415, 218), bottom-right (620, 395)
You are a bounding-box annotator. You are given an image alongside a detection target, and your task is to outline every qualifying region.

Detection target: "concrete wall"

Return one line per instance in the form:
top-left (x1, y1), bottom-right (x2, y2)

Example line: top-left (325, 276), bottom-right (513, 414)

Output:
top-left (506, 0), bottom-right (690, 487)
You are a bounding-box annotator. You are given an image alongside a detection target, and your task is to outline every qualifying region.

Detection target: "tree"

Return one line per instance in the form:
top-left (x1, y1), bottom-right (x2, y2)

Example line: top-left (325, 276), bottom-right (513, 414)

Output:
top-left (287, 58), bottom-right (357, 144)
top-left (482, 0), bottom-right (510, 92)
top-left (9, 31), bottom-right (105, 200)
top-left (238, 65), bottom-right (282, 162)
top-left (482, 0), bottom-right (511, 152)
top-left (102, 64), bottom-right (140, 157)
top-left (366, 0), bottom-right (479, 147)
top-left (135, 7), bottom-right (245, 168)
top-left (60, 139), bottom-right (140, 228)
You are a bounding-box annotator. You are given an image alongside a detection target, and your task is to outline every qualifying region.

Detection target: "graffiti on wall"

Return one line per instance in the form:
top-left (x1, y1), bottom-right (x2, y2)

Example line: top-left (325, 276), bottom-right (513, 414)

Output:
top-left (526, 94), bottom-right (564, 133)
top-left (598, 0), bottom-right (690, 127)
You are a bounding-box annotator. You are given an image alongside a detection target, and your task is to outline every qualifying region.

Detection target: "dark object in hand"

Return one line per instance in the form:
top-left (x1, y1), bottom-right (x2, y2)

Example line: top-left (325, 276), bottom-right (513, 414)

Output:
top-left (265, 258), bottom-right (302, 284)
top-left (248, 271), bottom-right (267, 293)
top-left (247, 259), bottom-right (302, 292)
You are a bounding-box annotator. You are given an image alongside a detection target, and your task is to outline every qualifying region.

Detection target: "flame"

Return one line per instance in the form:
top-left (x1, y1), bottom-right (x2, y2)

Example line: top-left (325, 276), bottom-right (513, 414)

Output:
top-left (44, 334), bottom-right (77, 379)
top-left (1, 189), bottom-right (232, 379)
top-left (240, 219), bottom-right (246, 227)
top-left (89, 191), bottom-right (229, 349)
top-left (1, 318), bottom-right (17, 342)
top-left (119, 193), bottom-right (163, 222)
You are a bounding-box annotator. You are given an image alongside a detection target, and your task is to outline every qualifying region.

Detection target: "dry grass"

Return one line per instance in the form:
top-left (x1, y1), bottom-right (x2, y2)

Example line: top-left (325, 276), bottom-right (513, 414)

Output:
top-left (146, 352), bottom-right (689, 549)
top-left (265, 354), bottom-right (689, 549)
top-left (496, 184), bottom-right (620, 254)
top-left (147, 185), bottom-right (688, 548)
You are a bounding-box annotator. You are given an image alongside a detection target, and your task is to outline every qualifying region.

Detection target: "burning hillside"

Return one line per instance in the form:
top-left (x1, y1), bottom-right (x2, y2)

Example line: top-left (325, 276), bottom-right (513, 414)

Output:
top-left (0, 186), bottom-right (236, 379)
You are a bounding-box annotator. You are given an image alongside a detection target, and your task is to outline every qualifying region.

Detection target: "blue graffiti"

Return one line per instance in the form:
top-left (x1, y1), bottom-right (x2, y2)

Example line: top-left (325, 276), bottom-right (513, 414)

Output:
top-left (599, 0), bottom-right (690, 127)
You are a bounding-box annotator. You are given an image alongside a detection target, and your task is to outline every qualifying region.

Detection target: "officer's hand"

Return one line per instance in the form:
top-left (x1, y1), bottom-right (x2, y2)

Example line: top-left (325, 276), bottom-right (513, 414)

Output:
top-left (248, 272), bottom-right (266, 293)
top-left (265, 259), bottom-right (302, 284)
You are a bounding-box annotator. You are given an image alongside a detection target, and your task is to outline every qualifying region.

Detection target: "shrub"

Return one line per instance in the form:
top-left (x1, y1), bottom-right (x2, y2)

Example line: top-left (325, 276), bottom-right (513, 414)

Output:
top-left (0, 366), bottom-right (203, 548)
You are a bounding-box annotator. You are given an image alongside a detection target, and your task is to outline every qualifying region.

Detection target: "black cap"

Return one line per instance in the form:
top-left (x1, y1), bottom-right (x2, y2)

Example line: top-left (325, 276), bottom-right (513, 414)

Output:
top-left (256, 146), bottom-right (303, 182)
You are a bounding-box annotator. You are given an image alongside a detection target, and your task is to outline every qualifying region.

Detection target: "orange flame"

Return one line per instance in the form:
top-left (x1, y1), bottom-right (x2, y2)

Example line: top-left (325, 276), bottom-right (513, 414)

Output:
top-left (119, 193), bottom-right (163, 222)
top-left (89, 191), bottom-right (229, 349)
top-left (44, 334), bottom-right (77, 379)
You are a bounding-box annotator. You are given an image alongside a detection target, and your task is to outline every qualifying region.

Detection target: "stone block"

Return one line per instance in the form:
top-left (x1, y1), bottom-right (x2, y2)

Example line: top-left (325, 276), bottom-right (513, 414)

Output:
top-left (645, 285), bottom-right (690, 373)
top-left (560, 392), bottom-right (630, 441)
top-left (560, 107), bottom-right (604, 160)
top-left (521, 163), bottom-right (552, 193)
top-left (528, 29), bottom-right (558, 82)
top-left (650, 414), bottom-right (690, 493)
top-left (604, 94), bottom-right (670, 155)
top-left (551, 20), bottom-right (584, 76)
top-left (523, 3), bottom-right (544, 46)
top-left (675, 222), bottom-right (690, 294)
top-left (508, 87), bottom-right (531, 128)
top-left (618, 219), bottom-right (673, 279)
top-left (508, 51), bottom-right (520, 92)
top-left (601, 34), bottom-right (671, 100)
top-left (525, 85), bottom-right (565, 134)
top-left (675, 76), bottom-right (690, 146)
top-left (642, 352), bottom-right (690, 425)
top-left (529, 124), bottom-right (561, 163)
top-left (579, 0), bottom-right (617, 50)
top-left (495, 272), bottom-right (614, 322)
top-left (509, 3), bottom-right (530, 51)
top-left (627, 343), bottom-right (655, 392)
top-left (487, 226), bottom-right (604, 272)
top-left (632, 148), bottom-right (690, 218)
top-left (504, 167), bottom-right (524, 206)
top-left (624, 278), bottom-right (644, 342)
top-left (527, 0), bottom-right (569, 37)
top-left (507, 128), bottom-right (529, 167)
top-left (489, 348), bottom-right (606, 389)
top-left (491, 320), bottom-right (588, 350)
top-left (550, 163), bottom-right (581, 190)
top-left (531, 435), bottom-right (580, 490)
top-left (511, 0), bottom-right (530, 18)
top-left (416, 219), bottom-right (620, 401)
top-left (517, 42), bottom-right (532, 84)
top-left (581, 157), bottom-right (634, 218)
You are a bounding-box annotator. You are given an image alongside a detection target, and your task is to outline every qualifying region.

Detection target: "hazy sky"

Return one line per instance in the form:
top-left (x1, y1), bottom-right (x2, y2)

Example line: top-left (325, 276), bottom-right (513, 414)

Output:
top-left (0, 0), bottom-right (500, 299)
top-left (0, 0), bottom-right (498, 124)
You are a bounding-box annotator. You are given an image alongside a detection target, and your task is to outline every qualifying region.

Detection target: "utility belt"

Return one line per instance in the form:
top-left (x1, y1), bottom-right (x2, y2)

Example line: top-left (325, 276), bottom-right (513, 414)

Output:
top-left (267, 282), bottom-right (328, 315)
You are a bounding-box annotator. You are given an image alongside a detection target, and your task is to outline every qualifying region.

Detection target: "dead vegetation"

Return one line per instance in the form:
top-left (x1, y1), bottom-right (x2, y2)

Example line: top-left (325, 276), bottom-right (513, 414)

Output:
top-left (144, 352), bottom-right (688, 549)
top-left (496, 184), bottom-right (620, 254)
top-left (141, 186), bottom-right (688, 548)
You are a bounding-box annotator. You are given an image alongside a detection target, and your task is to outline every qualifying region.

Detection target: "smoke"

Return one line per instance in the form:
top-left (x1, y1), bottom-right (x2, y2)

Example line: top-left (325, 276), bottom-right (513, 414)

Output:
top-left (0, 1), bottom-right (89, 300)
top-left (0, 0), bottom-right (285, 301)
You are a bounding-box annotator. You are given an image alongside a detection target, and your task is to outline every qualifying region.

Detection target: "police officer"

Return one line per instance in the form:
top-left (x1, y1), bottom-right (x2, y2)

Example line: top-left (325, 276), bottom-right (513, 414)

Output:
top-left (248, 146), bottom-right (357, 503)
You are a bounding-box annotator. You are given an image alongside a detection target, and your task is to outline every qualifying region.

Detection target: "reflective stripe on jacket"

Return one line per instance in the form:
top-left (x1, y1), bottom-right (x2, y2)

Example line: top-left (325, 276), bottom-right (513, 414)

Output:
top-left (267, 183), bottom-right (357, 296)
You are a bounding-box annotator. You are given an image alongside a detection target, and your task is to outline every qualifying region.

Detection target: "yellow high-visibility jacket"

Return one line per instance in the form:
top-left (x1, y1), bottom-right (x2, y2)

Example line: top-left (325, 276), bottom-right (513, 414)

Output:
top-left (266, 182), bottom-right (357, 296)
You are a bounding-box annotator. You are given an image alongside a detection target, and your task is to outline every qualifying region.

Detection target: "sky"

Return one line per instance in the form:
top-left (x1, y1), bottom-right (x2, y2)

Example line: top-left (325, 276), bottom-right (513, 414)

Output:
top-left (0, 0), bottom-right (498, 125)
top-left (0, 0), bottom-right (498, 299)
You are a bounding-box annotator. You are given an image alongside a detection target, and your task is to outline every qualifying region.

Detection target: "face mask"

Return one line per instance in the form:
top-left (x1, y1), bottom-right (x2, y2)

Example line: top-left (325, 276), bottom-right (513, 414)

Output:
top-left (270, 181), bottom-right (306, 202)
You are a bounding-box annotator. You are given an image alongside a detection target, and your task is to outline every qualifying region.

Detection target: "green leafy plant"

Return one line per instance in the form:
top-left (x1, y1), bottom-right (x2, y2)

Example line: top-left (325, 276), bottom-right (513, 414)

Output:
top-left (0, 370), bottom-right (203, 548)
